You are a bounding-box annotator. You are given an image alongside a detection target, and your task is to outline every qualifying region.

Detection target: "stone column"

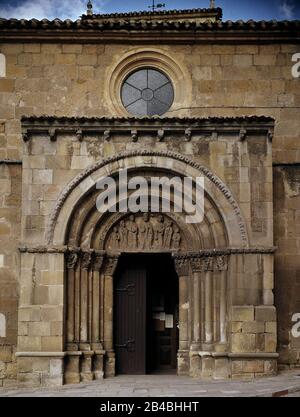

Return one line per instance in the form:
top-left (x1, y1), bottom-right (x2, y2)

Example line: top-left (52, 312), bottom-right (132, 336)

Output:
top-left (80, 250), bottom-right (93, 347)
top-left (216, 255), bottom-right (228, 344)
top-left (189, 257), bottom-right (203, 377)
top-left (102, 254), bottom-right (119, 377)
top-left (66, 250), bottom-right (79, 348)
top-left (204, 257), bottom-right (214, 348)
top-left (91, 251), bottom-right (105, 380)
top-left (174, 255), bottom-right (190, 376)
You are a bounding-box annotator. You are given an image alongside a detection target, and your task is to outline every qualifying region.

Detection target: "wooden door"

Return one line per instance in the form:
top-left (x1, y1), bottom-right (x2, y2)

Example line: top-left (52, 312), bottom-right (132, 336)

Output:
top-left (115, 263), bottom-right (147, 374)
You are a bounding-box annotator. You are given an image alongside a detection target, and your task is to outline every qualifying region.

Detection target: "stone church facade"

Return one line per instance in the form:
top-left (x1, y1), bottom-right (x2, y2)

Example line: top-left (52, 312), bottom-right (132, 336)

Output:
top-left (0, 6), bottom-right (299, 386)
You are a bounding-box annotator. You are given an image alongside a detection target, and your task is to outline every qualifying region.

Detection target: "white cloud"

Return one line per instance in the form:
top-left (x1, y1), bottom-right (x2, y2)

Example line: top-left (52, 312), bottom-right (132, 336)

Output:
top-left (279, 0), bottom-right (295, 19)
top-left (0, 0), bottom-right (106, 20)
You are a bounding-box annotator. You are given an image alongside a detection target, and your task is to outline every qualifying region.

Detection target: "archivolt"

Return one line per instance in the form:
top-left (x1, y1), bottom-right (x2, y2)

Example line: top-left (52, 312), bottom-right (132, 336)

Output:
top-left (46, 150), bottom-right (249, 247)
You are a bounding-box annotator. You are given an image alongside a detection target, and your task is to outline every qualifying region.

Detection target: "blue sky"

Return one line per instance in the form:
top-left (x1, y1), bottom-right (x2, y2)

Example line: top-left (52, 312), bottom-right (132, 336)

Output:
top-left (0, 0), bottom-right (299, 21)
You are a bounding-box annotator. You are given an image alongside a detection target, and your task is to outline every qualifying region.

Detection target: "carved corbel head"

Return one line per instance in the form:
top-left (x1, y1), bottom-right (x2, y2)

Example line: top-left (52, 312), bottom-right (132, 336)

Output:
top-left (157, 129), bottom-right (165, 142)
top-left (22, 129), bottom-right (30, 142)
top-left (239, 128), bottom-right (247, 141)
top-left (184, 128), bottom-right (192, 142)
top-left (131, 129), bottom-right (138, 142)
top-left (49, 128), bottom-right (57, 142)
top-left (103, 129), bottom-right (111, 141)
top-left (76, 129), bottom-right (83, 142)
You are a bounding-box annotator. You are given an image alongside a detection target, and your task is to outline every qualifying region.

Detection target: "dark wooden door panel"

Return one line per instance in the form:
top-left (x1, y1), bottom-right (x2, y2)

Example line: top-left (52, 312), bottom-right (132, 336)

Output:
top-left (115, 263), bottom-right (146, 374)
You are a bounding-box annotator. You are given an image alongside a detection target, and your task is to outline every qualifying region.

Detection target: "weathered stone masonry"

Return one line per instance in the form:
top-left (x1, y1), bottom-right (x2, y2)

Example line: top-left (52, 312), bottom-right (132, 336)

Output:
top-left (0, 7), bottom-right (299, 386)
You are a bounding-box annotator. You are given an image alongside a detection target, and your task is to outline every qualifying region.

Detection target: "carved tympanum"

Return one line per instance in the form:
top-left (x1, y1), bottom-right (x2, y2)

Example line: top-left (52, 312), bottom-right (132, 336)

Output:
top-left (106, 213), bottom-right (182, 251)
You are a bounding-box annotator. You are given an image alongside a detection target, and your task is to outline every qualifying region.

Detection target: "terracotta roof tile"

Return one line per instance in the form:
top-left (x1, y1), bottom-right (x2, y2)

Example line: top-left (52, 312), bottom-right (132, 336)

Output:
top-left (0, 17), bottom-right (299, 32)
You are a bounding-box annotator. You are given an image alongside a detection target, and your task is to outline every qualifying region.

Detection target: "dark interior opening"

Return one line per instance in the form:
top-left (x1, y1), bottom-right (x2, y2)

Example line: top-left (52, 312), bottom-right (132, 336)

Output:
top-left (114, 253), bottom-right (179, 375)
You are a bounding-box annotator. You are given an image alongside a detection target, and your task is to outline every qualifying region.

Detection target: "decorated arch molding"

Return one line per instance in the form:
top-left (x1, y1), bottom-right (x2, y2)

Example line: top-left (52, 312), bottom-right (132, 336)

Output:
top-left (46, 150), bottom-right (249, 247)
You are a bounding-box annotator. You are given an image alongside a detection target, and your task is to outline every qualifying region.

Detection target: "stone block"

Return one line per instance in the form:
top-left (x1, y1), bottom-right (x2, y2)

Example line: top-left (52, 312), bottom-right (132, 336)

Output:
top-left (255, 306), bottom-right (276, 322)
top-left (32, 169), bottom-right (53, 185)
top-left (41, 306), bottom-right (63, 322)
top-left (265, 321), bottom-right (277, 334)
top-left (28, 322), bottom-right (51, 337)
top-left (24, 44), bottom-right (41, 53)
top-left (232, 306), bottom-right (255, 322)
top-left (77, 55), bottom-right (97, 66)
top-left (265, 334), bottom-right (277, 352)
top-left (62, 44), bottom-right (82, 53)
top-left (41, 336), bottom-right (63, 352)
top-left (0, 345), bottom-right (12, 362)
top-left (50, 359), bottom-right (63, 377)
top-left (242, 321), bottom-right (265, 333)
top-left (40, 271), bottom-right (63, 285)
top-left (231, 322), bottom-right (242, 333)
top-left (264, 359), bottom-right (277, 374)
top-left (231, 334), bottom-right (256, 353)
top-left (18, 336), bottom-right (41, 351)
top-left (213, 358), bottom-right (230, 379)
top-left (55, 54), bottom-right (76, 65)
top-left (0, 79), bottom-right (15, 93)
top-left (48, 285), bottom-right (64, 305)
top-left (177, 351), bottom-right (189, 376)
top-left (50, 322), bottom-right (63, 336)
top-left (201, 356), bottom-right (214, 378)
top-left (243, 360), bottom-right (264, 373)
top-left (17, 372), bottom-right (41, 387)
top-left (233, 55), bottom-right (253, 67)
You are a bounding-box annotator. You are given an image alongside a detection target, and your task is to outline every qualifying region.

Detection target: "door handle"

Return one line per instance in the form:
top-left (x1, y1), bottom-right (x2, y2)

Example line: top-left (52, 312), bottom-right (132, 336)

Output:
top-left (116, 339), bottom-right (135, 350)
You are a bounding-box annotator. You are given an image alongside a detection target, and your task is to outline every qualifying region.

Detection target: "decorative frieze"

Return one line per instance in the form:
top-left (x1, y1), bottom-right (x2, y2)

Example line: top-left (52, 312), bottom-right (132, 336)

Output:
top-left (175, 253), bottom-right (229, 272)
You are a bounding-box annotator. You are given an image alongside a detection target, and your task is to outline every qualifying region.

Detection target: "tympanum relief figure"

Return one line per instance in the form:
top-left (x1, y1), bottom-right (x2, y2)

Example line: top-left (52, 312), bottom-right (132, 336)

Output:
top-left (106, 213), bottom-right (181, 251)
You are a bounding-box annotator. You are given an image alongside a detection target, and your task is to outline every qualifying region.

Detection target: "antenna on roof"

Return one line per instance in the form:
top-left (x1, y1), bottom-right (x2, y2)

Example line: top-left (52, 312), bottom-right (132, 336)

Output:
top-left (148, 1), bottom-right (166, 13)
top-left (210, 0), bottom-right (216, 8)
top-left (87, 0), bottom-right (93, 16)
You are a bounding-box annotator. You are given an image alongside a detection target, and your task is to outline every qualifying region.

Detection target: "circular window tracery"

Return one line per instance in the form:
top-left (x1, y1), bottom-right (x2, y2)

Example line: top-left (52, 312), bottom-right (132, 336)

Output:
top-left (121, 68), bottom-right (174, 117)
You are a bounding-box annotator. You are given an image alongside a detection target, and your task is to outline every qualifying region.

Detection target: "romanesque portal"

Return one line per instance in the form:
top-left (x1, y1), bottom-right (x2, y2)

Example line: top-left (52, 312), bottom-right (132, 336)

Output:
top-left (14, 116), bottom-right (278, 386)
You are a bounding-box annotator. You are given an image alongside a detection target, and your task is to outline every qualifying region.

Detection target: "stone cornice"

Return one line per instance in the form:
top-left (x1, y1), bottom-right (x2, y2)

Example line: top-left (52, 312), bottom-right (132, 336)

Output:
top-left (0, 19), bottom-right (299, 43)
top-left (21, 115), bottom-right (274, 142)
top-left (19, 245), bottom-right (276, 255)
top-left (173, 247), bottom-right (277, 257)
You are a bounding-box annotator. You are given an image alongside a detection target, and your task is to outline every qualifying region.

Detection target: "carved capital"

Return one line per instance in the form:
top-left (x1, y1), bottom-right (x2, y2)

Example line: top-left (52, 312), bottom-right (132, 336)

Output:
top-left (103, 255), bottom-right (119, 276)
top-left (203, 257), bottom-right (214, 272)
top-left (190, 257), bottom-right (203, 273)
top-left (173, 257), bottom-right (190, 276)
top-left (66, 252), bottom-right (79, 269)
top-left (190, 256), bottom-right (214, 272)
top-left (81, 251), bottom-right (93, 270)
top-left (215, 255), bottom-right (228, 271)
top-left (92, 252), bottom-right (105, 271)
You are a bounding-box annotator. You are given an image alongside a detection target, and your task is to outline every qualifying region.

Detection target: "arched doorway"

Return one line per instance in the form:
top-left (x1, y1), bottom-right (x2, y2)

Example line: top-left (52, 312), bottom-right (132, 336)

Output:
top-left (114, 253), bottom-right (179, 375)
top-left (45, 151), bottom-right (254, 383)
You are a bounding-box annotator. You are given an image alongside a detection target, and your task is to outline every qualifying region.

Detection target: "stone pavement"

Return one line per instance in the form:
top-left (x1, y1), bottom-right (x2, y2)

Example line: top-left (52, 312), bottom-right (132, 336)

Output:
top-left (0, 370), bottom-right (300, 397)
